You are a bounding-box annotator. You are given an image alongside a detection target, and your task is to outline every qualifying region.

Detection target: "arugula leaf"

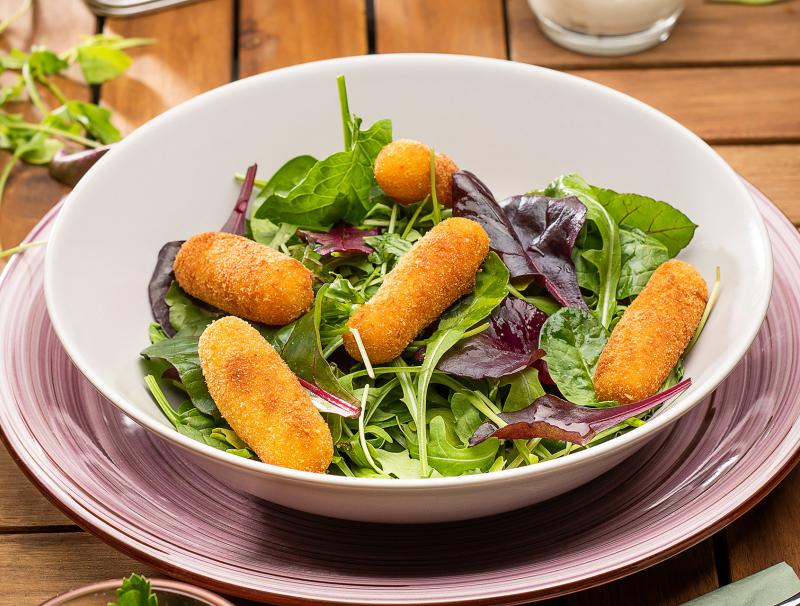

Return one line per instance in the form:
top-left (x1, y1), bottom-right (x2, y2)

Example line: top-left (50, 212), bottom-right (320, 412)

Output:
top-left (451, 393), bottom-right (484, 444)
top-left (411, 413), bottom-right (498, 475)
top-left (250, 217), bottom-right (297, 249)
top-left (27, 48), bottom-right (68, 77)
top-left (539, 307), bottom-right (611, 407)
top-left (108, 573), bottom-right (158, 606)
top-left (140, 338), bottom-right (218, 417)
top-left (67, 36), bottom-right (154, 85)
top-left (545, 174), bottom-right (622, 328)
top-left (63, 100), bottom-right (121, 144)
top-left (364, 232), bottom-right (412, 265)
top-left (372, 448), bottom-right (422, 478)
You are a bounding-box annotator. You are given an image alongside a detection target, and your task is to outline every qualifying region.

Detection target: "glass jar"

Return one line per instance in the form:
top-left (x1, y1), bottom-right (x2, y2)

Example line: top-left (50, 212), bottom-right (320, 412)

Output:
top-left (528, 0), bottom-right (685, 56)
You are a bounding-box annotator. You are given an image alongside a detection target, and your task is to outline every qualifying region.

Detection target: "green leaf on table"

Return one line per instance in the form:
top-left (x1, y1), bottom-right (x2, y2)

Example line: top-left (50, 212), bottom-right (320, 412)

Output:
top-left (254, 119), bottom-right (391, 230)
top-left (141, 337), bottom-right (218, 417)
top-left (14, 131), bottom-right (61, 164)
top-left (77, 45), bottom-right (132, 83)
top-left (539, 307), bottom-right (611, 407)
top-left (64, 100), bottom-right (121, 144)
top-left (0, 75), bottom-right (24, 105)
top-left (0, 49), bottom-right (28, 70)
top-left (27, 48), bottom-right (68, 77)
top-left (108, 573), bottom-right (158, 606)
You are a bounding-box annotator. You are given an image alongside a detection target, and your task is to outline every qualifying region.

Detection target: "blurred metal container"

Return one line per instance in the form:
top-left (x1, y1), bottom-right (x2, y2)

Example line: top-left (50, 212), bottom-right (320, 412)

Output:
top-left (83, 0), bottom-right (202, 17)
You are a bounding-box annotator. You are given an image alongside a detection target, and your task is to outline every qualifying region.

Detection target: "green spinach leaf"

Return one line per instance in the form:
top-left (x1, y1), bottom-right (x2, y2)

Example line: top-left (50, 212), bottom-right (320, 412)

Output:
top-left (539, 307), bottom-right (611, 406)
top-left (617, 227), bottom-right (670, 298)
top-left (141, 338), bottom-right (218, 417)
top-left (254, 119), bottom-right (391, 230)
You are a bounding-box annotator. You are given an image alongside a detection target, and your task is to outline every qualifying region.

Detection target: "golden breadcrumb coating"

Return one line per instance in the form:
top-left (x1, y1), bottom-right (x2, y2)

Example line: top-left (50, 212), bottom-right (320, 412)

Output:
top-left (343, 217), bottom-right (490, 364)
top-left (198, 316), bottom-right (333, 472)
top-left (174, 232), bottom-right (313, 326)
top-left (374, 138), bottom-right (459, 206)
top-left (594, 259), bottom-right (708, 404)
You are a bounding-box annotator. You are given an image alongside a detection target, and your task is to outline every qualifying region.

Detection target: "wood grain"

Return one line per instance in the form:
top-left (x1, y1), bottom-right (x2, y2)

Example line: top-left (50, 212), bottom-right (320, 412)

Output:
top-left (715, 145), bottom-right (800, 225)
top-left (564, 541), bottom-right (719, 605)
top-left (508, 0), bottom-right (800, 69)
top-left (0, 532), bottom-right (158, 605)
top-left (726, 465), bottom-right (800, 582)
top-left (375, 0), bottom-right (507, 57)
top-left (102, 0), bottom-right (233, 134)
top-left (570, 66), bottom-right (800, 143)
top-left (0, 447), bottom-right (72, 528)
top-left (0, 0), bottom-right (95, 253)
top-left (239, 0), bottom-right (366, 77)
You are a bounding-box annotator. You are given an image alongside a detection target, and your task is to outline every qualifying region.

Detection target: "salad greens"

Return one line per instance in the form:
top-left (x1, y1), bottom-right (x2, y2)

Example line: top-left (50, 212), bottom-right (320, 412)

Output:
top-left (108, 573), bottom-right (158, 606)
top-left (142, 76), bottom-right (709, 479)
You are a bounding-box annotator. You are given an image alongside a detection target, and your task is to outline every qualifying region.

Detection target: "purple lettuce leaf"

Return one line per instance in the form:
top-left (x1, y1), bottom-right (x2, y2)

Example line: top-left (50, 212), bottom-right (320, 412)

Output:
top-left (298, 224), bottom-right (379, 255)
top-left (148, 240), bottom-right (184, 337)
top-left (437, 297), bottom-right (547, 379)
top-left (499, 194), bottom-right (587, 309)
top-left (470, 379), bottom-right (691, 446)
top-left (48, 145), bottom-right (113, 187)
top-left (221, 163), bottom-right (257, 236)
top-left (452, 171), bottom-right (533, 278)
top-left (452, 171), bottom-right (588, 310)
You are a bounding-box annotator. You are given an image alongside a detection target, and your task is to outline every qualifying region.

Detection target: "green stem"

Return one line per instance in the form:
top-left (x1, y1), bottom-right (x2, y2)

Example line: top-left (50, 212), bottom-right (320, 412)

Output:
top-left (322, 336), bottom-right (343, 359)
top-left (0, 239), bottom-right (46, 259)
top-left (0, 0), bottom-right (32, 36)
top-left (429, 148), bottom-right (441, 224)
top-left (7, 122), bottom-right (102, 148)
top-left (21, 63), bottom-right (48, 116)
top-left (234, 172), bottom-right (268, 188)
top-left (39, 75), bottom-right (69, 105)
top-left (144, 375), bottom-right (181, 428)
top-left (401, 196), bottom-right (429, 239)
top-left (337, 75), bottom-right (352, 150)
top-left (0, 151), bottom-right (20, 219)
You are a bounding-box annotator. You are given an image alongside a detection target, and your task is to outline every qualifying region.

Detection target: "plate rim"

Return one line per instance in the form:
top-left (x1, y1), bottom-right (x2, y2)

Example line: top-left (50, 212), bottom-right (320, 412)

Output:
top-left (41, 53), bottom-right (774, 489)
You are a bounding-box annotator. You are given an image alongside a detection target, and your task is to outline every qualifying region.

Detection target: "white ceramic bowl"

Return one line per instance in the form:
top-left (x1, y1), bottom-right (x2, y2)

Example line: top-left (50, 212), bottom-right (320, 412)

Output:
top-left (44, 54), bottom-right (772, 523)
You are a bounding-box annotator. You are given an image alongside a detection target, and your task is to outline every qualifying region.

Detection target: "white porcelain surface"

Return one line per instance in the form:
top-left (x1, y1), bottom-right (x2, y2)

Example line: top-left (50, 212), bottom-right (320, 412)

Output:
top-left (44, 54), bottom-right (772, 523)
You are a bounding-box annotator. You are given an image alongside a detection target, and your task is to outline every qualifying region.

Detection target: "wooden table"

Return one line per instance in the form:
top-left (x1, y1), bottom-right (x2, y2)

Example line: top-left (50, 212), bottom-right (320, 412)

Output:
top-left (0, 0), bottom-right (798, 603)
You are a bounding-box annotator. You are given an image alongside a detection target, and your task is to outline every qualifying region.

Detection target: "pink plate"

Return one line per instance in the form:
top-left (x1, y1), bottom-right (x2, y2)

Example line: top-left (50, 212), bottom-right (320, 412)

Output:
top-left (1, 181), bottom-right (798, 604)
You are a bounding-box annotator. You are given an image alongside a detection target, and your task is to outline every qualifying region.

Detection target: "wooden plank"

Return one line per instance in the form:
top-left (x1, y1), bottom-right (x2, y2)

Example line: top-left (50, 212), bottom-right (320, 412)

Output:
top-left (375, 0), bottom-right (506, 57)
top-left (0, 446), bottom-right (72, 528)
top-left (0, 532), bottom-right (159, 605)
top-left (564, 541), bottom-right (719, 605)
top-left (726, 465), bottom-right (800, 582)
top-left (239, 0), bottom-right (366, 77)
top-left (715, 145), bottom-right (800, 226)
top-left (0, 0), bottom-right (95, 253)
top-left (508, 0), bottom-right (800, 69)
top-left (569, 66), bottom-right (800, 143)
top-left (102, 0), bottom-right (233, 135)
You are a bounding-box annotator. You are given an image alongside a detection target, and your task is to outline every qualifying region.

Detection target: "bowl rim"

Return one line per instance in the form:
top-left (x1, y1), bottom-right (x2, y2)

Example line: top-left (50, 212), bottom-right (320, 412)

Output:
top-left (44, 53), bottom-right (773, 489)
top-left (38, 577), bottom-right (236, 606)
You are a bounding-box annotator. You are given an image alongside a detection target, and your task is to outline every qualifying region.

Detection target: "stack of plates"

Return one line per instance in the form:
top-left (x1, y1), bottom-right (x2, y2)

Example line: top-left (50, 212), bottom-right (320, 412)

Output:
top-left (2, 181), bottom-right (800, 604)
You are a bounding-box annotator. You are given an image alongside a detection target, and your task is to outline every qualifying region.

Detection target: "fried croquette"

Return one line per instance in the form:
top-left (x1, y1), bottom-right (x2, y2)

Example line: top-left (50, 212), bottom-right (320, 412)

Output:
top-left (594, 259), bottom-right (708, 404)
top-left (374, 138), bottom-right (459, 206)
top-left (174, 232), bottom-right (313, 326)
top-left (344, 217), bottom-right (490, 364)
top-left (198, 316), bottom-right (333, 472)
